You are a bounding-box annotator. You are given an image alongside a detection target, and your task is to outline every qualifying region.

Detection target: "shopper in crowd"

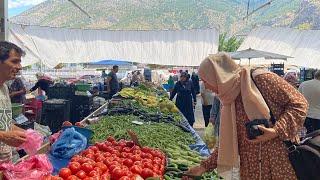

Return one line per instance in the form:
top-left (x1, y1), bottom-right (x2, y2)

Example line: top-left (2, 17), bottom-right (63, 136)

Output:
top-left (200, 81), bottom-right (214, 127)
top-left (29, 72), bottom-right (53, 100)
top-left (298, 70), bottom-right (320, 134)
top-left (170, 72), bottom-right (197, 127)
top-left (210, 96), bottom-right (221, 137)
top-left (185, 53), bottom-right (308, 180)
top-left (185, 70), bottom-right (191, 79)
top-left (167, 75), bottom-right (174, 95)
top-left (284, 72), bottom-right (299, 89)
top-left (7, 74), bottom-right (26, 104)
top-left (101, 70), bottom-right (107, 78)
top-left (191, 72), bottom-right (200, 94)
top-left (105, 65), bottom-right (119, 99)
top-left (0, 41), bottom-right (27, 163)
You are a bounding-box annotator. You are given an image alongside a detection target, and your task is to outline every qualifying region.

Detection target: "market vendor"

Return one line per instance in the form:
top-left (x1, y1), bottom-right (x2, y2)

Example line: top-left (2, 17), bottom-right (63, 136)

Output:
top-left (0, 41), bottom-right (27, 163)
top-left (170, 72), bottom-right (197, 127)
top-left (105, 65), bottom-right (119, 99)
top-left (29, 72), bottom-right (53, 100)
top-left (185, 53), bottom-right (308, 180)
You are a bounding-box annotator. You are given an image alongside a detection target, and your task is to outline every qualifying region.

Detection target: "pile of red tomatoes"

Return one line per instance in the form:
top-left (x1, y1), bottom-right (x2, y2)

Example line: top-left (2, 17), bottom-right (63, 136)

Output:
top-left (46, 137), bottom-right (166, 180)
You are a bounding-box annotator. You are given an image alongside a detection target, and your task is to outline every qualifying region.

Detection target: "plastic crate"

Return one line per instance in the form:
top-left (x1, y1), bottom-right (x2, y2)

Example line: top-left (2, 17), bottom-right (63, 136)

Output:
top-left (47, 84), bottom-right (76, 100)
top-left (41, 99), bottom-right (70, 133)
top-left (70, 95), bottom-right (93, 123)
top-left (12, 103), bottom-right (23, 118)
top-left (75, 83), bottom-right (91, 92)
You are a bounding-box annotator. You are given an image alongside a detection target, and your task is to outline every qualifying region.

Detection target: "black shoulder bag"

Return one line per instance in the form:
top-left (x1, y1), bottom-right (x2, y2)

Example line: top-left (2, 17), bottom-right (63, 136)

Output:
top-left (251, 71), bottom-right (320, 180)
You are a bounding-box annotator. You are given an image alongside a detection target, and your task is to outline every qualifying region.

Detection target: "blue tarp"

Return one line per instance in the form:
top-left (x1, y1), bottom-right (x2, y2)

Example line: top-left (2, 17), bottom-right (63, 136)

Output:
top-left (90, 60), bottom-right (132, 66)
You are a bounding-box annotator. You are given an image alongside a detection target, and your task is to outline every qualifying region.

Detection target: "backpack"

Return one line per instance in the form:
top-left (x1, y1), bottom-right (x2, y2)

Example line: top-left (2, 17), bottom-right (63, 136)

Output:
top-left (286, 130), bottom-right (320, 180)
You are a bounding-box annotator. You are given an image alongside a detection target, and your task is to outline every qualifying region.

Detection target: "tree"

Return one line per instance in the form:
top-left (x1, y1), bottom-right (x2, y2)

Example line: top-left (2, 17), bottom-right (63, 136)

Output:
top-left (218, 33), bottom-right (244, 52)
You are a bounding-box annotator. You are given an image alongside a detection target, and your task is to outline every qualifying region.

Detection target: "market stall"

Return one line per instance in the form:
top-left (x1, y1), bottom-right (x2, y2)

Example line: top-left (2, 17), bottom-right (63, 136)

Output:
top-left (1, 83), bottom-right (220, 180)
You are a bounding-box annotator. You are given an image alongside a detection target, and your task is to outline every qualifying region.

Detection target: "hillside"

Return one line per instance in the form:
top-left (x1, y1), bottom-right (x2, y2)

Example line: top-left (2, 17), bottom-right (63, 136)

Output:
top-left (9, 0), bottom-right (320, 34)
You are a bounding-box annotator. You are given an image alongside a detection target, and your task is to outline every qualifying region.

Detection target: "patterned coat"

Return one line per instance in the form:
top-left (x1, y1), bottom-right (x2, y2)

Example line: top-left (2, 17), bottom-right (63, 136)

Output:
top-left (201, 73), bottom-right (308, 180)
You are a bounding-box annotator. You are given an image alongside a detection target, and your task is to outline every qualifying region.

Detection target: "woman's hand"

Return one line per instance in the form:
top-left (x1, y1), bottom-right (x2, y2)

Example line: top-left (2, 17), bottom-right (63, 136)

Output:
top-left (182, 165), bottom-right (206, 180)
top-left (248, 125), bottom-right (278, 144)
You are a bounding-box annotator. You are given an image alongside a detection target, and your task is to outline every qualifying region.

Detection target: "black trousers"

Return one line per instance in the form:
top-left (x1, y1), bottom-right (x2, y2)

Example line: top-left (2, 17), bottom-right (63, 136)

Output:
top-left (202, 105), bottom-right (212, 127)
top-left (304, 117), bottom-right (320, 134)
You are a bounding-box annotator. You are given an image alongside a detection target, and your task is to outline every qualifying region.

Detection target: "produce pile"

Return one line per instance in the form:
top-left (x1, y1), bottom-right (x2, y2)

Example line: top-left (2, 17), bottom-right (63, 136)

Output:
top-left (49, 138), bottom-right (166, 180)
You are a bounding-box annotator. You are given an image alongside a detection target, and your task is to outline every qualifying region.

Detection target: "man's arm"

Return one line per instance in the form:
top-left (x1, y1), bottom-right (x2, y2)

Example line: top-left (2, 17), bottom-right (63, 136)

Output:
top-left (105, 76), bottom-right (112, 92)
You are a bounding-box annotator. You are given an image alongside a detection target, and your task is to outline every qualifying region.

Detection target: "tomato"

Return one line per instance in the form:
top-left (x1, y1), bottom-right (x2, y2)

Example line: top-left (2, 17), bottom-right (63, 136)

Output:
top-left (62, 121), bottom-right (72, 127)
top-left (133, 161), bottom-right (143, 167)
top-left (86, 153), bottom-right (95, 160)
top-left (132, 150), bottom-right (142, 155)
top-left (119, 176), bottom-right (130, 180)
top-left (95, 156), bottom-right (105, 162)
top-left (122, 147), bottom-right (131, 153)
top-left (104, 141), bottom-right (113, 146)
top-left (81, 163), bottom-right (94, 173)
top-left (66, 175), bottom-right (80, 180)
top-left (75, 122), bottom-right (84, 127)
top-left (59, 168), bottom-right (72, 179)
top-left (121, 152), bottom-right (128, 158)
top-left (109, 164), bottom-right (120, 172)
top-left (114, 146), bottom-right (123, 152)
top-left (144, 153), bottom-right (153, 159)
top-left (83, 149), bottom-right (95, 156)
top-left (123, 159), bottom-right (133, 167)
top-left (141, 168), bottom-right (154, 179)
top-left (130, 165), bottom-right (142, 174)
top-left (153, 158), bottom-right (162, 165)
top-left (69, 162), bottom-right (81, 174)
top-left (101, 172), bottom-right (111, 180)
top-left (130, 155), bottom-right (141, 162)
top-left (93, 167), bottom-right (103, 175)
top-left (95, 162), bottom-right (108, 172)
top-left (71, 155), bottom-right (81, 162)
top-left (118, 142), bottom-right (126, 148)
top-left (88, 170), bottom-right (99, 177)
top-left (143, 162), bottom-right (154, 169)
top-left (111, 167), bottom-right (125, 180)
top-left (141, 159), bottom-right (152, 164)
top-left (78, 157), bottom-right (87, 164)
top-left (111, 141), bottom-right (118, 146)
top-left (51, 176), bottom-right (63, 180)
top-left (103, 152), bottom-right (112, 157)
top-left (104, 158), bottom-right (114, 167)
top-left (95, 142), bottom-right (104, 150)
top-left (131, 146), bottom-right (141, 151)
top-left (107, 136), bottom-right (115, 142)
top-left (83, 177), bottom-right (94, 180)
top-left (90, 146), bottom-right (99, 152)
top-left (141, 147), bottom-right (151, 153)
top-left (111, 150), bottom-right (121, 157)
top-left (75, 170), bottom-right (87, 179)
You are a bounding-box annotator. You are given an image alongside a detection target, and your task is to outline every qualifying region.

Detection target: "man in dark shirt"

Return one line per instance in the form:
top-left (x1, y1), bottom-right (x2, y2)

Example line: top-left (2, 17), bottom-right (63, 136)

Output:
top-left (105, 65), bottom-right (119, 99)
top-left (8, 77), bottom-right (26, 103)
top-left (30, 73), bottom-right (53, 95)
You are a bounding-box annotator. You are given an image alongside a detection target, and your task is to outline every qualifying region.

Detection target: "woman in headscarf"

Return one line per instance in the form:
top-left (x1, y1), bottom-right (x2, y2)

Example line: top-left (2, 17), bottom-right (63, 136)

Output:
top-left (284, 72), bottom-right (299, 89)
top-left (184, 53), bottom-right (308, 180)
top-left (170, 72), bottom-right (197, 127)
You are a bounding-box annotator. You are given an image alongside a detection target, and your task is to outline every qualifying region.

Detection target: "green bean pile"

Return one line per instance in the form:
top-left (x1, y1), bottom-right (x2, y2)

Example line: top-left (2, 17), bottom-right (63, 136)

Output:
top-left (89, 115), bottom-right (195, 151)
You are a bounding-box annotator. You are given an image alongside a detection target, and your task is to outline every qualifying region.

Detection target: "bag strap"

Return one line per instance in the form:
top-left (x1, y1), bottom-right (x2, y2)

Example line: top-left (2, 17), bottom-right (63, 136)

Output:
top-left (250, 70), bottom-right (276, 124)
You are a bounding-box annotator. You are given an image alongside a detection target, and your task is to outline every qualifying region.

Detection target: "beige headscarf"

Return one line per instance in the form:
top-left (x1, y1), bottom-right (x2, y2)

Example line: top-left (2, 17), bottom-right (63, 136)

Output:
top-left (198, 53), bottom-right (270, 177)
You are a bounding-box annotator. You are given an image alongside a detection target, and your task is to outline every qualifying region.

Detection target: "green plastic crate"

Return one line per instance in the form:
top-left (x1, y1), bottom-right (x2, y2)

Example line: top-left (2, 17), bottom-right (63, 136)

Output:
top-left (75, 83), bottom-right (91, 92)
top-left (12, 103), bottom-right (23, 118)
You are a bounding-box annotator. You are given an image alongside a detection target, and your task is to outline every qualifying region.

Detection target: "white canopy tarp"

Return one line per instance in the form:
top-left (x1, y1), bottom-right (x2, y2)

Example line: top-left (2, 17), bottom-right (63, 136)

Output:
top-left (8, 23), bottom-right (218, 68)
top-left (238, 26), bottom-right (320, 68)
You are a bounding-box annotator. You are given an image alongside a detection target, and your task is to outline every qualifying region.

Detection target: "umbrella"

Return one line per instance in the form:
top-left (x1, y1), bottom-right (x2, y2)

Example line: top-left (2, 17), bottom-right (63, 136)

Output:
top-left (229, 48), bottom-right (293, 65)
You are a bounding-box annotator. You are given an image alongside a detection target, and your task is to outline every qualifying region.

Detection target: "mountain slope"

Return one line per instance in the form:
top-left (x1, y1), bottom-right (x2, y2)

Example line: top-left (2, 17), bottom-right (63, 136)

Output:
top-left (10, 0), bottom-right (320, 33)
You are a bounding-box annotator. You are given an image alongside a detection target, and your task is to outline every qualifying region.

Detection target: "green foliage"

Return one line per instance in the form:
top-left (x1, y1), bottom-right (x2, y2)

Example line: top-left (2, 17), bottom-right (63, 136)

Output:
top-left (218, 33), bottom-right (244, 52)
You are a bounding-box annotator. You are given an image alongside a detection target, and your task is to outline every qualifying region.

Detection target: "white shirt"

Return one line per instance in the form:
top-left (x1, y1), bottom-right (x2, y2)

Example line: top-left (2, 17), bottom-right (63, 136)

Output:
top-left (200, 82), bottom-right (214, 105)
top-left (299, 79), bottom-right (320, 119)
top-left (0, 84), bottom-right (13, 162)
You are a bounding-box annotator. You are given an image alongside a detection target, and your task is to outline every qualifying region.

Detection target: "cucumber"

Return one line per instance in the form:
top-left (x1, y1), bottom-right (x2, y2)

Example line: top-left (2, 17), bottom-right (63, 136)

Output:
top-left (165, 167), bottom-right (181, 172)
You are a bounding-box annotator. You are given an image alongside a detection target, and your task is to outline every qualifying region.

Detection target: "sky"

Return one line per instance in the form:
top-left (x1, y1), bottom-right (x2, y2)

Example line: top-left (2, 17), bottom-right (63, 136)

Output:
top-left (8, 0), bottom-right (46, 17)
